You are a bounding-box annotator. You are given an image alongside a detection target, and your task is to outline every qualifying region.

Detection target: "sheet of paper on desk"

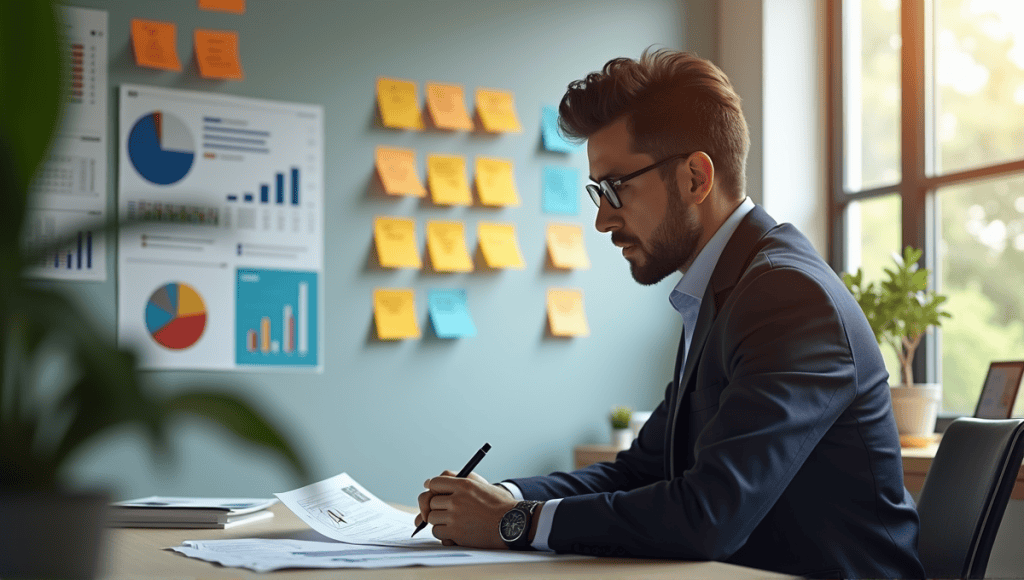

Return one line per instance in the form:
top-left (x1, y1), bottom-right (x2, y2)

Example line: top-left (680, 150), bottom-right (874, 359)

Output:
top-left (172, 538), bottom-right (586, 571)
top-left (275, 472), bottom-right (436, 547)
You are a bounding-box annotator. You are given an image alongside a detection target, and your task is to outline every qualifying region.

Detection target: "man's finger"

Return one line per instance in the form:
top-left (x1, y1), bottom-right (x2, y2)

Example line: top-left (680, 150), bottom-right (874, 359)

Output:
top-left (425, 475), bottom-right (465, 494)
top-left (429, 493), bottom-right (453, 511)
top-left (417, 489), bottom-right (435, 523)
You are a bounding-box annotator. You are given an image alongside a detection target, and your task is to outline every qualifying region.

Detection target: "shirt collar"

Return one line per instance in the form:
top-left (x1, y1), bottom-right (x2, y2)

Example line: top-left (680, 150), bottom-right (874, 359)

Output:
top-left (669, 197), bottom-right (755, 315)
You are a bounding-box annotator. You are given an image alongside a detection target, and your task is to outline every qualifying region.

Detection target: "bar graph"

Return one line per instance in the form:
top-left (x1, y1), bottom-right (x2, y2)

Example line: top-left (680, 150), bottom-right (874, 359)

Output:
top-left (236, 268), bottom-right (317, 368)
top-left (222, 167), bottom-right (301, 208)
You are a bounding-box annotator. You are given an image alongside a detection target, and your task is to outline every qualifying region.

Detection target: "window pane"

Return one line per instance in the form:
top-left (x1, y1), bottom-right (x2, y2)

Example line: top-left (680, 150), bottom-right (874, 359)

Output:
top-left (938, 175), bottom-right (1024, 415)
top-left (845, 194), bottom-right (902, 383)
top-left (934, 0), bottom-right (1024, 175)
top-left (843, 0), bottom-right (902, 191)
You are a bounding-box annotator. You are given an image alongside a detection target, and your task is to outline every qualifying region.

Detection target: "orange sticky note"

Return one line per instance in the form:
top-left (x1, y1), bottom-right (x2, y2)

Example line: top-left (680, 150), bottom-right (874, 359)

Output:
top-left (427, 221), bottom-right (473, 272)
top-left (375, 147), bottom-right (426, 197)
top-left (475, 157), bottom-right (520, 207)
top-left (547, 223), bottom-right (591, 270)
top-left (426, 82), bottom-right (473, 130)
top-left (377, 78), bottom-right (424, 130)
top-left (194, 29), bottom-right (244, 80)
top-left (547, 288), bottom-right (590, 337)
top-left (427, 155), bottom-right (472, 206)
top-left (477, 222), bottom-right (525, 269)
top-left (476, 88), bottom-right (521, 133)
top-left (374, 217), bottom-right (422, 269)
top-left (131, 19), bottom-right (182, 71)
top-left (374, 288), bottom-right (421, 340)
top-left (198, 0), bottom-right (245, 14)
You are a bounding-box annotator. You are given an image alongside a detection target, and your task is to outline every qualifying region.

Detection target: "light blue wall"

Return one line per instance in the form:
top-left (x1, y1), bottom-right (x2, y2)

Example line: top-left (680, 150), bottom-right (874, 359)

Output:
top-left (57, 0), bottom-right (714, 506)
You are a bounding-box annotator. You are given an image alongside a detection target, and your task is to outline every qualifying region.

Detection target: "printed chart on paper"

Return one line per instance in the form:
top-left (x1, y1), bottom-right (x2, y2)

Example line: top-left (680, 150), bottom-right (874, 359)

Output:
top-left (25, 6), bottom-right (108, 281)
top-left (117, 84), bottom-right (323, 371)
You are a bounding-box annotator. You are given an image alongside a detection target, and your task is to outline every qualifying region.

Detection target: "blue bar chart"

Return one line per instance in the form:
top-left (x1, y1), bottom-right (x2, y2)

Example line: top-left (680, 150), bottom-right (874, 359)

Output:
top-left (235, 268), bottom-right (318, 368)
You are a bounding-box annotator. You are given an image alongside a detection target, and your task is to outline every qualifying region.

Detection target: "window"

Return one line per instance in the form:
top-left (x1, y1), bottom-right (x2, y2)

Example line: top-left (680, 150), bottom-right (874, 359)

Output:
top-left (829, 0), bottom-right (1024, 415)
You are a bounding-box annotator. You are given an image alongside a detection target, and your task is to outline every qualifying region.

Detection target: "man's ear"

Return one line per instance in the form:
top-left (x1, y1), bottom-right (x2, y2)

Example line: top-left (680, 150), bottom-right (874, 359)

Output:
top-left (676, 152), bottom-right (714, 204)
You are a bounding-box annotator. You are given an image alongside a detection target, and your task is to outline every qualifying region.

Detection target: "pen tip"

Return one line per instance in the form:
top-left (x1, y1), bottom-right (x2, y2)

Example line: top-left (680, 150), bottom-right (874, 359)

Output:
top-left (482, 443), bottom-right (491, 452)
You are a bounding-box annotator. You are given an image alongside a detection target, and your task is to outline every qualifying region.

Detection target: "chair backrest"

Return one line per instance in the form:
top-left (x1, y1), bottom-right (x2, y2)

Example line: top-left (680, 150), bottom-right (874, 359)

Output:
top-left (916, 417), bottom-right (1024, 579)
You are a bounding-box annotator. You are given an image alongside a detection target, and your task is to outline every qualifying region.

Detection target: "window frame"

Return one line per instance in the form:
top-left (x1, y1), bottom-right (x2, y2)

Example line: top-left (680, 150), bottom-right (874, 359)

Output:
top-left (826, 0), bottom-right (1024, 398)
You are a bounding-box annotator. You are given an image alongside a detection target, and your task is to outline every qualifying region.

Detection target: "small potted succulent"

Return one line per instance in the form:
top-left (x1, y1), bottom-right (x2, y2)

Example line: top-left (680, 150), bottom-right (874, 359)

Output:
top-left (843, 246), bottom-right (952, 442)
top-left (609, 406), bottom-right (633, 449)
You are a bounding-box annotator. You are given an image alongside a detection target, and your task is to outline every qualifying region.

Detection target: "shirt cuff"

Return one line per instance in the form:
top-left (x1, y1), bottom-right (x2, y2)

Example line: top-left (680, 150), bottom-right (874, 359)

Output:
top-left (497, 482), bottom-right (523, 500)
top-left (531, 498), bottom-right (560, 552)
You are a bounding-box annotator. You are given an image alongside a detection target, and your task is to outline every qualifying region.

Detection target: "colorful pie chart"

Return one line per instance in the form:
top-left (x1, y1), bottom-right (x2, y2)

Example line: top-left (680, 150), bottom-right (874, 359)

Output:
top-left (145, 282), bottom-right (207, 350)
top-left (127, 111), bottom-right (195, 185)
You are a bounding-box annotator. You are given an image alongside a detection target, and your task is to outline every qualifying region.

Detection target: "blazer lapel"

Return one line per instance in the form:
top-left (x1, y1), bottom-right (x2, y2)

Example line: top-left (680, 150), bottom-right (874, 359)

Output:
top-left (666, 205), bottom-right (778, 479)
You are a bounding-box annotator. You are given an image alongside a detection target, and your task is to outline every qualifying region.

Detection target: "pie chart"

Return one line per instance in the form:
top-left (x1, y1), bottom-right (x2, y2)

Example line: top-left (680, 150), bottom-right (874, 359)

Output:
top-left (127, 111), bottom-right (195, 185)
top-left (145, 282), bottom-right (207, 350)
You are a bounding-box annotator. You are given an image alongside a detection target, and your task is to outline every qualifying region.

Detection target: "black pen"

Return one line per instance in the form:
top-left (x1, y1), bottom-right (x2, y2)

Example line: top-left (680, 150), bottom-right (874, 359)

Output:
top-left (412, 442), bottom-right (491, 537)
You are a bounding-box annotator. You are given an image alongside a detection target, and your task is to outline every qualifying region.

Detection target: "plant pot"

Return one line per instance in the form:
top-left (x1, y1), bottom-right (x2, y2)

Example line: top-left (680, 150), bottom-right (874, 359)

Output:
top-left (610, 427), bottom-right (633, 449)
top-left (890, 383), bottom-right (942, 440)
top-left (0, 490), bottom-right (110, 579)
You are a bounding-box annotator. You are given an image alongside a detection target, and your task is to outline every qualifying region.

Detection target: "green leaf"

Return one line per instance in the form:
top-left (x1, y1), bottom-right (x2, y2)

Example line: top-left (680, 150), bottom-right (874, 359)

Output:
top-left (0, 1), bottom-right (63, 248)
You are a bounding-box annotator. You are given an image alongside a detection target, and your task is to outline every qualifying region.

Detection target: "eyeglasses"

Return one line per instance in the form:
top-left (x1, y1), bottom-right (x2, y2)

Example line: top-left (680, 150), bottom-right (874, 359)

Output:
top-left (586, 152), bottom-right (694, 209)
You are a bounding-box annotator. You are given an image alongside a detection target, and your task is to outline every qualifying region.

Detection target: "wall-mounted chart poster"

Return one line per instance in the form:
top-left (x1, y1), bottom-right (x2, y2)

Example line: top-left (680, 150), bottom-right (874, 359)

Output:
top-left (117, 84), bottom-right (324, 372)
top-left (25, 6), bottom-right (108, 282)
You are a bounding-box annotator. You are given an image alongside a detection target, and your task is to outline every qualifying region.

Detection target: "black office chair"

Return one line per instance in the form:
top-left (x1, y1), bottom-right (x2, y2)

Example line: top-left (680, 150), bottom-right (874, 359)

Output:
top-left (916, 417), bottom-right (1024, 579)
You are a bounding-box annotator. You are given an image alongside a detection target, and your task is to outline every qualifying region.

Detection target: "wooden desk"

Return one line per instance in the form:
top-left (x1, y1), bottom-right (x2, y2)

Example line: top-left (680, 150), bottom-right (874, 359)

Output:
top-left (101, 502), bottom-right (795, 579)
top-left (576, 440), bottom-right (1024, 499)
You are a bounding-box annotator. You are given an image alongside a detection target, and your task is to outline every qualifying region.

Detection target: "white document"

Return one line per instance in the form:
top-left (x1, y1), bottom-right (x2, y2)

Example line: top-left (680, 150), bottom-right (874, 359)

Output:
top-left (116, 84), bottom-right (324, 372)
top-left (275, 472), bottom-right (436, 547)
top-left (26, 6), bottom-right (108, 282)
top-left (171, 538), bottom-right (586, 571)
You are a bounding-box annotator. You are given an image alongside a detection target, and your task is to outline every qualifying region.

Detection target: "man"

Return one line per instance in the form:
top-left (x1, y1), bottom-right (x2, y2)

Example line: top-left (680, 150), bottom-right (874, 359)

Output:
top-left (416, 49), bottom-right (925, 579)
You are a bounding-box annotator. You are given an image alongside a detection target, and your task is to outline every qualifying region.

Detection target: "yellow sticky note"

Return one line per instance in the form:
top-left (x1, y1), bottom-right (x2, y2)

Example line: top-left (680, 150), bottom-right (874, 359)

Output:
top-left (198, 0), bottom-right (245, 14)
top-left (427, 155), bottom-right (472, 206)
top-left (131, 19), bottom-right (182, 71)
top-left (374, 288), bottom-right (421, 340)
top-left (375, 147), bottom-right (426, 197)
top-left (476, 88), bottom-right (521, 133)
top-left (547, 288), bottom-right (590, 337)
top-left (426, 82), bottom-right (474, 130)
top-left (546, 223), bottom-right (591, 270)
top-left (377, 78), bottom-right (424, 130)
top-left (477, 222), bottom-right (525, 269)
top-left (194, 29), bottom-right (244, 80)
top-left (374, 217), bottom-right (422, 269)
top-left (475, 157), bottom-right (520, 207)
top-left (426, 221), bottom-right (473, 272)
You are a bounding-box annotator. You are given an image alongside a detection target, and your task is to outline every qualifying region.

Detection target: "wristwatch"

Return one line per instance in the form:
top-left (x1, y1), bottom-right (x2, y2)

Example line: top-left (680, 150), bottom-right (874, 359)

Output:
top-left (499, 500), bottom-right (542, 550)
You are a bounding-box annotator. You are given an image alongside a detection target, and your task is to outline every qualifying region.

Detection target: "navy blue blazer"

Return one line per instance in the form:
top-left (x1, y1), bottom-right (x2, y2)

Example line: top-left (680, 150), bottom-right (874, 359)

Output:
top-left (508, 206), bottom-right (925, 579)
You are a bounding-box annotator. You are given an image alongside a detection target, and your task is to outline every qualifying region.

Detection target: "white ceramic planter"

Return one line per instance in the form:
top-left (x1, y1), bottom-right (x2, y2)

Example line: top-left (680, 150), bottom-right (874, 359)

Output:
top-left (890, 383), bottom-right (942, 436)
top-left (610, 427), bottom-right (633, 449)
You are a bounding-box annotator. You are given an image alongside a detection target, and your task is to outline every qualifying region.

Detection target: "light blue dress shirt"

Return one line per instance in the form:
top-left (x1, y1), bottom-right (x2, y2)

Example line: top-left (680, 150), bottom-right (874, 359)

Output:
top-left (504, 197), bottom-right (755, 551)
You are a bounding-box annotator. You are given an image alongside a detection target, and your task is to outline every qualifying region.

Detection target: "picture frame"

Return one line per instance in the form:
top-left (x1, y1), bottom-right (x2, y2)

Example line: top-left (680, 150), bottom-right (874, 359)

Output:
top-left (973, 361), bottom-right (1024, 420)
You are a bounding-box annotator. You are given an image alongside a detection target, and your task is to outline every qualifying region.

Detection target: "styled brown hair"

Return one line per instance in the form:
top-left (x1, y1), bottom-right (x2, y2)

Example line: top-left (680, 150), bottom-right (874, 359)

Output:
top-left (559, 48), bottom-right (750, 198)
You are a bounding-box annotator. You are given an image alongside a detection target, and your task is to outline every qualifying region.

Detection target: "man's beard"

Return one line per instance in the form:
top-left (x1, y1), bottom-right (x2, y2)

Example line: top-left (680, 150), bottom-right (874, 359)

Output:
top-left (627, 190), bottom-right (703, 286)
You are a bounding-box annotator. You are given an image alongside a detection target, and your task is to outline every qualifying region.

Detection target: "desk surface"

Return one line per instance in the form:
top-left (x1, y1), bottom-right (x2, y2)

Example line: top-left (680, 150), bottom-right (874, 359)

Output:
top-left (101, 503), bottom-right (795, 579)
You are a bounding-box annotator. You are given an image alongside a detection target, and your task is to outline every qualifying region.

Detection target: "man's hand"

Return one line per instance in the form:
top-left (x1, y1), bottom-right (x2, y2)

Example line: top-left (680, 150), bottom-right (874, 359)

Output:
top-left (414, 470), bottom-right (517, 549)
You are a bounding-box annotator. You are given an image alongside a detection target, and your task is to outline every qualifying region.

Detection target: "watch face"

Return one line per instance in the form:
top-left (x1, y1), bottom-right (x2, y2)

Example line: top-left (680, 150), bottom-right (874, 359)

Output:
top-left (499, 509), bottom-right (527, 542)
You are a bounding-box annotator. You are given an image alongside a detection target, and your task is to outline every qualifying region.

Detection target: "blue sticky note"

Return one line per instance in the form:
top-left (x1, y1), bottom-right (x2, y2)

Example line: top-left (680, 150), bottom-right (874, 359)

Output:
top-left (541, 105), bottom-right (579, 153)
top-left (428, 289), bottom-right (477, 339)
top-left (543, 166), bottom-right (580, 215)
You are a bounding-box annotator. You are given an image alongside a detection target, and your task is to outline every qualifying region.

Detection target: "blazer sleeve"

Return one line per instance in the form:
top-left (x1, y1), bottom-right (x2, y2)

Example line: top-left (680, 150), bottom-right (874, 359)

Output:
top-left (505, 381), bottom-right (672, 500)
top-left (536, 266), bottom-right (860, 560)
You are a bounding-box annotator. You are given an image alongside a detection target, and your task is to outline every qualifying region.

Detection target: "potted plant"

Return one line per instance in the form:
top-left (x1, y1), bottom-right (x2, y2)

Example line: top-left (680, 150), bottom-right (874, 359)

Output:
top-left (843, 246), bottom-right (952, 442)
top-left (610, 406), bottom-right (633, 449)
top-left (0, 4), bottom-right (310, 578)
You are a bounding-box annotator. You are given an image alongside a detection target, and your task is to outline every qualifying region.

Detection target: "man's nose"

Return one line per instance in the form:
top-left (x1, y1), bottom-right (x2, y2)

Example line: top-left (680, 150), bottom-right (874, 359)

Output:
top-left (594, 198), bottom-right (620, 233)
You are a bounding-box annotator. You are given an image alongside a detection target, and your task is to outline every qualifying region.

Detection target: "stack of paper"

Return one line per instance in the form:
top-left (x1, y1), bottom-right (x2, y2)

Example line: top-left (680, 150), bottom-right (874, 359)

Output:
top-left (109, 496), bottom-right (277, 529)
